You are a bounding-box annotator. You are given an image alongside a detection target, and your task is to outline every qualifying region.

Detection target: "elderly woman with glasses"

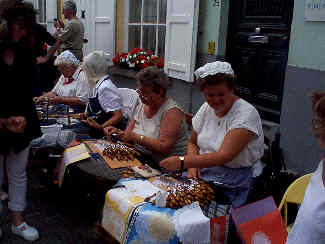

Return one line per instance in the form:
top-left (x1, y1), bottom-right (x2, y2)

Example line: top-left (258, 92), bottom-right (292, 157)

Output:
top-left (160, 61), bottom-right (264, 208)
top-left (34, 50), bottom-right (89, 108)
top-left (104, 66), bottom-right (189, 164)
top-left (80, 50), bottom-right (125, 138)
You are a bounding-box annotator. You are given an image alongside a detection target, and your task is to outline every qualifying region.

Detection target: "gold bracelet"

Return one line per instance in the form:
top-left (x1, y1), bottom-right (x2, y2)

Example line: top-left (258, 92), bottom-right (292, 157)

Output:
top-left (139, 135), bottom-right (144, 144)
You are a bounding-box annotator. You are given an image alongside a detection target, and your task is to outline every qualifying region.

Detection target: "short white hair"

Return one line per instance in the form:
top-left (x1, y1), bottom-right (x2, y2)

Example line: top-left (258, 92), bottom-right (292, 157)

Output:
top-left (82, 50), bottom-right (110, 80)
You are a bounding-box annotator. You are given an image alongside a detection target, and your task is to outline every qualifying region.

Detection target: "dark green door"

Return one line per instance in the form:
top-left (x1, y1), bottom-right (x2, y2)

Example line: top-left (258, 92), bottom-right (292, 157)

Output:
top-left (226, 0), bottom-right (294, 122)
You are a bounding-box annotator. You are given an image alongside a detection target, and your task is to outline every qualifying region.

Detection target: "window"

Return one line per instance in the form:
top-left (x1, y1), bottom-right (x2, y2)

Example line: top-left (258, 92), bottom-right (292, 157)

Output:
top-left (128, 0), bottom-right (167, 58)
top-left (25, 0), bottom-right (47, 27)
top-left (37, 0), bottom-right (46, 25)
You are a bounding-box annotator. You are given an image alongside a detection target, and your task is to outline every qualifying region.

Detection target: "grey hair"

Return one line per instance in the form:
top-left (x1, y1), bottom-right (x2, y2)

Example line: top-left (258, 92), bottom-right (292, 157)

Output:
top-left (136, 66), bottom-right (170, 95)
top-left (82, 50), bottom-right (109, 83)
top-left (63, 0), bottom-right (77, 14)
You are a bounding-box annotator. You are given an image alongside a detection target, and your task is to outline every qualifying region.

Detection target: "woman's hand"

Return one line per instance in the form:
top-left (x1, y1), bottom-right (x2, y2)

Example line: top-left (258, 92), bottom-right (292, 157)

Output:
top-left (85, 117), bottom-right (102, 130)
top-left (160, 156), bottom-right (181, 171)
top-left (77, 112), bottom-right (86, 120)
top-left (103, 126), bottom-right (120, 136)
top-left (187, 168), bottom-right (200, 178)
top-left (36, 56), bottom-right (48, 64)
top-left (117, 130), bottom-right (136, 144)
top-left (5, 116), bottom-right (27, 133)
top-left (49, 96), bottom-right (62, 104)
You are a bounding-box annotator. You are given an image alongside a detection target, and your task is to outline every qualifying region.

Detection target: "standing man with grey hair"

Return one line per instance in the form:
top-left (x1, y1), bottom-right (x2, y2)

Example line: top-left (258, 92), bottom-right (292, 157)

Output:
top-left (55, 0), bottom-right (84, 61)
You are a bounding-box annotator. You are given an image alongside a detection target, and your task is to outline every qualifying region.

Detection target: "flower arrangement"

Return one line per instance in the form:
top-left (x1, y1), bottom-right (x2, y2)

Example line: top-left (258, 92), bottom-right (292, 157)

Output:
top-left (113, 48), bottom-right (164, 70)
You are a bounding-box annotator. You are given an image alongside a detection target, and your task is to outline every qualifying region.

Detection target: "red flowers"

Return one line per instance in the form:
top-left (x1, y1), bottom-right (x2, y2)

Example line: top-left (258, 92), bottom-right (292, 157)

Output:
top-left (113, 48), bottom-right (164, 70)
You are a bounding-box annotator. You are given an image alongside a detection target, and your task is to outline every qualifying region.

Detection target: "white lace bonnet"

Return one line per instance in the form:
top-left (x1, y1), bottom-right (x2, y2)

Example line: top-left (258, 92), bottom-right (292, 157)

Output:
top-left (194, 61), bottom-right (234, 80)
top-left (54, 50), bottom-right (81, 66)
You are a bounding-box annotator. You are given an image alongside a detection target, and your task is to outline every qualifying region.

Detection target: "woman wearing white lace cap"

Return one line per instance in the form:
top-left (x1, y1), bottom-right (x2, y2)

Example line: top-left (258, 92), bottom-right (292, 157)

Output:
top-left (160, 61), bottom-right (264, 207)
top-left (34, 50), bottom-right (89, 108)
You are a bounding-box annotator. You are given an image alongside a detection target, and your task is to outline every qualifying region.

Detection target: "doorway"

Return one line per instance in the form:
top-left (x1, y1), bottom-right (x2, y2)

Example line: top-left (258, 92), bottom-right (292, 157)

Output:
top-left (226, 0), bottom-right (294, 122)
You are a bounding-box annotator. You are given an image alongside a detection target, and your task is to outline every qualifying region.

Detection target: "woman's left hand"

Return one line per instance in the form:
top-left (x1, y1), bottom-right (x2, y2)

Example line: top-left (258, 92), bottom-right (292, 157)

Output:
top-left (86, 117), bottom-right (102, 130)
top-left (5, 116), bottom-right (27, 133)
top-left (117, 130), bottom-right (136, 144)
top-left (49, 96), bottom-right (62, 104)
top-left (160, 156), bottom-right (181, 171)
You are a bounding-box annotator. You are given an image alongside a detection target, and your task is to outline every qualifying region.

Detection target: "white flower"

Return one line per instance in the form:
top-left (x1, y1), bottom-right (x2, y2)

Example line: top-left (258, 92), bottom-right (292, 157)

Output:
top-left (133, 54), bottom-right (137, 58)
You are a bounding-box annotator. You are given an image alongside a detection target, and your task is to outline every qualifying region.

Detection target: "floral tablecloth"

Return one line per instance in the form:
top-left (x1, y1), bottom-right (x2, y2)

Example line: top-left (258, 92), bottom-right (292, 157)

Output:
top-left (100, 178), bottom-right (232, 244)
top-left (101, 179), bottom-right (162, 243)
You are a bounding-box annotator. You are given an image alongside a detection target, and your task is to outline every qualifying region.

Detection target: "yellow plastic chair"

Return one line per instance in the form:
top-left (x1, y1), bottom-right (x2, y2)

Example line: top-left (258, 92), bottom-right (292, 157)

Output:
top-left (278, 173), bottom-right (312, 232)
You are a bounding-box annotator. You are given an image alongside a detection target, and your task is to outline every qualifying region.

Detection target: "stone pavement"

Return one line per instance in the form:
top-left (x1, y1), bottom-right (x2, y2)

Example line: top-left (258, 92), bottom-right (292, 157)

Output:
top-left (0, 160), bottom-right (109, 244)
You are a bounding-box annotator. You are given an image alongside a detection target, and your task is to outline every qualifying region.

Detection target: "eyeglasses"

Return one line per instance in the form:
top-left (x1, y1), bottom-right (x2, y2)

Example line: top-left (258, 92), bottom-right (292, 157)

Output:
top-left (136, 89), bottom-right (150, 101)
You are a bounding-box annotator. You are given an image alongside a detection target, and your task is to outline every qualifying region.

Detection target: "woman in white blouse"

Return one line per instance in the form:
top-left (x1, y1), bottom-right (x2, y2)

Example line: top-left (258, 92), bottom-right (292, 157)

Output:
top-left (286, 92), bottom-right (325, 244)
top-left (104, 66), bottom-right (189, 164)
top-left (80, 50), bottom-right (124, 138)
top-left (160, 61), bottom-right (264, 207)
top-left (34, 50), bottom-right (88, 107)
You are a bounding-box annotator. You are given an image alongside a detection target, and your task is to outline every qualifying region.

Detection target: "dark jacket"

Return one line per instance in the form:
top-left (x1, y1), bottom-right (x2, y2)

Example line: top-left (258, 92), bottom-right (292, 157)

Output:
top-left (0, 40), bottom-right (42, 154)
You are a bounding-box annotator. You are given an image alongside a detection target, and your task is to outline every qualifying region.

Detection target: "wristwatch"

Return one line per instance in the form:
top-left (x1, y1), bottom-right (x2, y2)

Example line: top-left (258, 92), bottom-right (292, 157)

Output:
top-left (179, 156), bottom-right (185, 171)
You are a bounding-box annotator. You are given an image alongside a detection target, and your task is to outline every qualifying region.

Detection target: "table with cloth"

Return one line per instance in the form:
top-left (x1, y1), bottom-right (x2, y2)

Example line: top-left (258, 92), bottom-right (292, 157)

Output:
top-left (56, 136), bottom-right (232, 243)
top-left (60, 152), bottom-right (127, 220)
top-left (57, 139), bottom-right (150, 221)
top-left (31, 103), bottom-right (90, 149)
top-left (100, 177), bottom-right (232, 244)
top-left (29, 104), bottom-right (87, 184)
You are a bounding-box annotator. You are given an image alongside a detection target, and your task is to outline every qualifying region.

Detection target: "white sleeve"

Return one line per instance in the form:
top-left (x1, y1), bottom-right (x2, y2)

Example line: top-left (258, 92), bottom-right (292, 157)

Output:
top-left (228, 105), bottom-right (261, 136)
top-left (192, 102), bottom-right (208, 135)
top-left (74, 71), bottom-right (89, 103)
top-left (98, 84), bottom-right (122, 113)
top-left (51, 75), bottom-right (64, 95)
top-left (133, 103), bottom-right (142, 121)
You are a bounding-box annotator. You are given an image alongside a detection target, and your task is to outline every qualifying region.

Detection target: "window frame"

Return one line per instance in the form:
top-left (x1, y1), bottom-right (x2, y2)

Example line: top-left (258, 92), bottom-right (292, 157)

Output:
top-left (37, 0), bottom-right (47, 26)
top-left (124, 0), bottom-right (167, 56)
top-left (26, 0), bottom-right (47, 26)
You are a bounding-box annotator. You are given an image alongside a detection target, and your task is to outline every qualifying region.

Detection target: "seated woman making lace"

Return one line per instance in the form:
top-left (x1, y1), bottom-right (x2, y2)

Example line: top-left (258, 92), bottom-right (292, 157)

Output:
top-left (80, 50), bottom-right (125, 138)
top-left (104, 66), bottom-right (189, 165)
top-left (33, 50), bottom-right (88, 110)
top-left (160, 61), bottom-right (264, 207)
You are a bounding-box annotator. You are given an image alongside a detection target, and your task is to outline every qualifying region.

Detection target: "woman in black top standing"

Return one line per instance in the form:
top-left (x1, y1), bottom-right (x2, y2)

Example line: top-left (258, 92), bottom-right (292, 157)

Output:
top-left (0, 0), bottom-right (41, 241)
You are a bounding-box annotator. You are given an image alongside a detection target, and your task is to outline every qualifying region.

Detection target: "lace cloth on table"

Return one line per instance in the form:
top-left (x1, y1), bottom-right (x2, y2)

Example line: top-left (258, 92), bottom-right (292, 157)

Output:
top-left (172, 202), bottom-right (210, 244)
